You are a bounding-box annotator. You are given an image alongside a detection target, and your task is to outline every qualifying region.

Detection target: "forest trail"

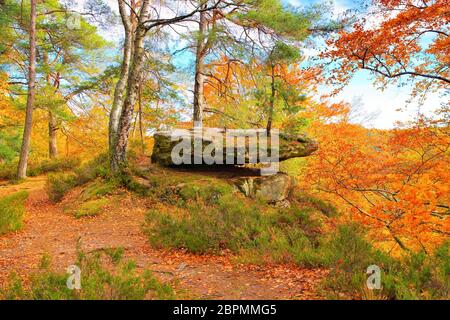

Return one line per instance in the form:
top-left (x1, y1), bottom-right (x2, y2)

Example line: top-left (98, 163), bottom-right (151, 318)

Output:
top-left (0, 175), bottom-right (328, 299)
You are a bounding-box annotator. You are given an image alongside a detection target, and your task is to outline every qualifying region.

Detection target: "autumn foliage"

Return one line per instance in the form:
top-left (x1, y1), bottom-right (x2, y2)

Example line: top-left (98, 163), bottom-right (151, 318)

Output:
top-left (324, 0), bottom-right (449, 95)
top-left (303, 103), bottom-right (449, 253)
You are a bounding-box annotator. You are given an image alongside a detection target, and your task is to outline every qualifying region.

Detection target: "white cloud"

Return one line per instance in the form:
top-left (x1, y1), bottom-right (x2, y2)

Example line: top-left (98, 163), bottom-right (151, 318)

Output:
top-left (324, 73), bottom-right (446, 129)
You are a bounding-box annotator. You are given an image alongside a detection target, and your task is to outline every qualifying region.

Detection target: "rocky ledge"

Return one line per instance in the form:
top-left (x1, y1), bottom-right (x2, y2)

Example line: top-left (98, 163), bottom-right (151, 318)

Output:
top-left (151, 128), bottom-right (318, 166)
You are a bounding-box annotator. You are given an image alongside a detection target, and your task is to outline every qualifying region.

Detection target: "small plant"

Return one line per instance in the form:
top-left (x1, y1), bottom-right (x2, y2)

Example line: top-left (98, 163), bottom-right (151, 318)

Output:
top-left (0, 191), bottom-right (28, 235)
top-left (0, 248), bottom-right (175, 300)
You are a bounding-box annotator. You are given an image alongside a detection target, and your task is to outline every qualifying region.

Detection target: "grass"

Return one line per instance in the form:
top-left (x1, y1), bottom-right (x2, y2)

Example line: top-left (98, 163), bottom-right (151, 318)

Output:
top-left (0, 247), bottom-right (175, 300)
top-left (79, 180), bottom-right (116, 202)
top-left (145, 185), bottom-right (323, 259)
top-left (74, 198), bottom-right (109, 218)
top-left (0, 191), bottom-right (28, 235)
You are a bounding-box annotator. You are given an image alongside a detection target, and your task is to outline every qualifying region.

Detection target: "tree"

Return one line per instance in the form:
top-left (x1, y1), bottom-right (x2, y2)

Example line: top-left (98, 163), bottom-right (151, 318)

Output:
top-left (193, 0), bottom-right (208, 125)
top-left (189, 0), bottom-right (323, 128)
top-left (203, 54), bottom-right (320, 136)
top-left (1, 0), bottom-right (108, 163)
top-left (107, 0), bottom-right (337, 171)
top-left (17, 0), bottom-right (37, 179)
top-left (325, 0), bottom-right (449, 97)
top-left (0, 73), bottom-right (22, 163)
top-left (109, 0), bottom-right (233, 172)
top-left (302, 102), bottom-right (450, 253)
top-left (109, 0), bottom-right (135, 152)
top-left (264, 42), bottom-right (301, 134)
top-left (39, 10), bottom-right (107, 158)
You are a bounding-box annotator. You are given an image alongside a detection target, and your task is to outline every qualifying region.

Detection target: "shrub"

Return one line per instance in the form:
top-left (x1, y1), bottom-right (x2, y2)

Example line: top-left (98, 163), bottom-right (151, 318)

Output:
top-left (0, 161), bottom-right (17, 181)
top-left (46, 173), bottom-right (77, 202)
top-left (28, 157), bottom-right (81, 177)
top-left (113, 169), bottom-right (149, 196)
top-left (73, 153), bottom-right (109, 184)
top-left (46, 154), bottom-right (110, 202)
top-left (79, 180), bottom-right (116, 201)
top-left (381, 242), bottom-right (449, 300)
top-left (0, 191), bottom-right (28, 235)
top-left (0, 248), bottom-right (175, 300)
top-left (317, 225), bottom-right (449, 300)
top-left (145, 191), bottom-right (322, 260)
top-left (295, 194), bottom-right (338, 217)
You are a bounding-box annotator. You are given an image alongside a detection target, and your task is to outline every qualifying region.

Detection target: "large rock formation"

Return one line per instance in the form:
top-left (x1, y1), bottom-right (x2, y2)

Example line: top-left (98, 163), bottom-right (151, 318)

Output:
top-left (151, 128), bottom-right (318, 166)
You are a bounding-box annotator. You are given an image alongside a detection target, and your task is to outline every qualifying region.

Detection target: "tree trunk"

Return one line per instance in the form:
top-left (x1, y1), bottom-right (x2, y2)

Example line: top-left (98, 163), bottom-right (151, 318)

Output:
top-left (193, 0), bottom-right (208, 127)
top-left (109, 0), bottom-right (133, 154)
top-left (138, 83), bottom-right (145, 153)
top-left (266, 64), bottom-right (275, 135)
top-left (48, 110), bottom-right (58, 158)
top-left (43, 52), bottom-right (59, 159)
top-left (17, 0), bottom-right (37, 179)
top-left (110, 0), bottom-right (151, 173)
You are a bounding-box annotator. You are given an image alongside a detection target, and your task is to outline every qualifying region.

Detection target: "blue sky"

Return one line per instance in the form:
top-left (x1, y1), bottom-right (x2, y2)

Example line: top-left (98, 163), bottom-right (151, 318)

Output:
top-left (283, 0), bottom-right (446, 128)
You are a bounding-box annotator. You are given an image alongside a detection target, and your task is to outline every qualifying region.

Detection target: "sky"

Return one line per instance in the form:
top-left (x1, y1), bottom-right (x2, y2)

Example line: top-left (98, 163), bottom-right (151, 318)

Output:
top-left (284, 0), bottom-right (446, 128)
top-left (81, 0), bottom-right (446, 129)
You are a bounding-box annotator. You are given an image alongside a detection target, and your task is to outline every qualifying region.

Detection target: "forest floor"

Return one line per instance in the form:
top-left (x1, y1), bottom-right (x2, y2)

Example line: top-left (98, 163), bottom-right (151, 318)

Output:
top-left (0, 172), bottom-right (329, 299)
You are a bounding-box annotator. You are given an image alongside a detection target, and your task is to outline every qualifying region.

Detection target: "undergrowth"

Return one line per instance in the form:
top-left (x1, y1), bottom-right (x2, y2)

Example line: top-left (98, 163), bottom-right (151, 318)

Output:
top-left (46, 154), bottom-right (109, 202)
top-left (143, 178), bottom-right (449, 300)
top-left (0, 247), bottom-right (175, 300)
top-left (0, 157), bottom-right (81, 181)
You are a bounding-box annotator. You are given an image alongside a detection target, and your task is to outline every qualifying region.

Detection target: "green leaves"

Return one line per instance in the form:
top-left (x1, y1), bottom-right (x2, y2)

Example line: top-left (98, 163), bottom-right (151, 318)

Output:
top-left (269, 41), bottom-right (300, 63)
top-left (238, 0), bottom-right (313, 40)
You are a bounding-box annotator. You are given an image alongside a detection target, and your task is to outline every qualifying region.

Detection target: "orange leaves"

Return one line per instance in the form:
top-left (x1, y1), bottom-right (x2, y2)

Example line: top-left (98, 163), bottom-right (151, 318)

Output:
top-left (324, 0), bottom-right (450, 93)
top-left (302, 104), bottom-right (449, 253)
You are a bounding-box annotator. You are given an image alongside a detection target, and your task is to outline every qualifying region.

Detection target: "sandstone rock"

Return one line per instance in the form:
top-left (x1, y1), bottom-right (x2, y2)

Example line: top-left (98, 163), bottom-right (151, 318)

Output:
top-left (151, 128), bottom-right (318, 166)
top-left (234, 172), bottom-right (295, 203)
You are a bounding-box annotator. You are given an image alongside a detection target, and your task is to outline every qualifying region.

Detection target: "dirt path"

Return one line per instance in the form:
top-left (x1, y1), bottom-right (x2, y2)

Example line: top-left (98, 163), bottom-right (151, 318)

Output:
top-left (0, 177), bottom-right (328, 299)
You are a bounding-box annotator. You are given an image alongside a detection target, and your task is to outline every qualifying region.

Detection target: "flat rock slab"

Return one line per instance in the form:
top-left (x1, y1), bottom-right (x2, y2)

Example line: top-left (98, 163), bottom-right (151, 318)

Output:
top-left (151, 128), bottom-right (318, 166)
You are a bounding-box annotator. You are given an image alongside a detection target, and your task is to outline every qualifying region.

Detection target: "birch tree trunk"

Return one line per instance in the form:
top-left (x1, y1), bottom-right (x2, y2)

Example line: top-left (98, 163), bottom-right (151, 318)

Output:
top-left (110, 0), bottom-right (151, 173)
top-left (17, 0), bottom-right (37, 179)
top-left (193, 0), bottom-right (208, 127)
top-left (138, 83), bottom-right (145, 153)
top-left (109, 0), bottom-right (133, 155)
